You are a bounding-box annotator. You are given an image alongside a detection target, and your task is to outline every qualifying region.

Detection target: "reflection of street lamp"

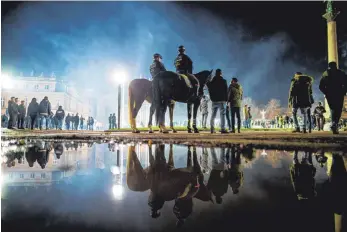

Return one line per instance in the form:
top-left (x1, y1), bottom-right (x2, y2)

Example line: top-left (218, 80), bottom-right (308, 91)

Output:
top-left (261, 149), bottom-right (268, 156)
top-left (113, 70), bottom-right (128, 129)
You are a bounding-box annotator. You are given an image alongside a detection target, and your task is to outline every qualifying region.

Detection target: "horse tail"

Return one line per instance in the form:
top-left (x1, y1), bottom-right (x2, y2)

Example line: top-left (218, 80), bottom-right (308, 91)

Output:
top-left (128, 82), bottom-right (135, 126)
top-left (152, 78), bottom-right (161, 126)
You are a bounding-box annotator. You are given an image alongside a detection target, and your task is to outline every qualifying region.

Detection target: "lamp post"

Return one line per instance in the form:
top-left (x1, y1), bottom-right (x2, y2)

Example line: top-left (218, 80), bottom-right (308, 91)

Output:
top-left (113, 70), bottom-right (128, 130)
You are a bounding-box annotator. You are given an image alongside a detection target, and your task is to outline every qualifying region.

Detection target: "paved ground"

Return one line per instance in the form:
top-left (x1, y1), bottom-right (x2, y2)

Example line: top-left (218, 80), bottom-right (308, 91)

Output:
top-left (2, 128), bottom-right (347, 150)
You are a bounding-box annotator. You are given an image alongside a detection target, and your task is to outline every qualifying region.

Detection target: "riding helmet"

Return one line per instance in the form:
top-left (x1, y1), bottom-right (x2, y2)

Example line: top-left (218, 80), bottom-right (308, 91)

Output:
top-left (153, 53), bottom-right (162, 59)
top-left (178, 45), bottom-right (185, 52)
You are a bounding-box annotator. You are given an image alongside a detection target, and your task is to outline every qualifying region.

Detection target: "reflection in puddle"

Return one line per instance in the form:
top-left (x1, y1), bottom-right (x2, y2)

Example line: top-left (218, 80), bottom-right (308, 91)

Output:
top-left (1, 140), bottom-right (346, 232)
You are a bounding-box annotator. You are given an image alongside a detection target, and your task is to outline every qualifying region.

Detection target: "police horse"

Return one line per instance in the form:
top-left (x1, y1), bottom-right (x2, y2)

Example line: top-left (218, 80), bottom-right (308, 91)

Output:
top-left (128, 78), bottom-right (176, 133)
top-left (152, 70), bottom-right (213, 133)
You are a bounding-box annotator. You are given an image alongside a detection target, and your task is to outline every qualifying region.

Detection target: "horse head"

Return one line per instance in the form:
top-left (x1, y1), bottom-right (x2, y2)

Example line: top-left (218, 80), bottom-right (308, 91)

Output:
top-left (194, 69), bottom-right (213, 86)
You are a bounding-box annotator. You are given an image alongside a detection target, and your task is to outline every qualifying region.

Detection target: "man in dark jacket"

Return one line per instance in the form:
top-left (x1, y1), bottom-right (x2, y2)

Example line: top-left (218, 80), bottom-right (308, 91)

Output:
top-left (319, 62), bottom-right (347, 134)
top-left (227, 77), bottom-right (243, 133)
top-left (7, 97), bottom-right (15, 129)
top-left (313, 102), bottom-right (326, 131)
top-left (17, 100), bottom-right (26, 129)
top-left (55, 106), bottom-right (65, 130)
top-left (174, 45), bottom-right (200, 97)
top-left (150, 53), bottom-right (166, 78)
top-left (288, 72), bottom-right (314, 133)
top-left (74, 113), bottom-right (80, 130)
top-left (27, 98), bottom-right (39, 130)
top-left (38, 96), bottom-right (52, 130)
top-left (11, 98), bottom-right (19, 129)
top-left (109, 114), bottom-right (113, 130)
top-left (65, 113), bottom-right (71, 130)
top-left (112, 113), bottom-right (116, 129)
top-left (206, 69), bottom-right (228, 133)
top-left (80, 115), bottom-right (85, 130)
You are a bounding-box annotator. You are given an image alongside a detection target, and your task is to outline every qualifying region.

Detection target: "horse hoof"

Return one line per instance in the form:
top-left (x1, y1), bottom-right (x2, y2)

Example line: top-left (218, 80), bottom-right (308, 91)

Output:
top-left (188, 130), bottom-right (192, 133)
top-left (194, 130), bottom-right (199, 133)
top-left (172, 130), bottom-right (177, 133)
top-left (148, 130), bottom-right (154, 134)
top-left (162, 131), bottom-right (169, 134)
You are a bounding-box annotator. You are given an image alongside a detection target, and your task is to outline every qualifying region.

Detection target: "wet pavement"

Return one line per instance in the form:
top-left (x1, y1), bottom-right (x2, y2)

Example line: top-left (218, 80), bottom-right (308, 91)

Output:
top-left (1, 140), bottom-right (346, 232)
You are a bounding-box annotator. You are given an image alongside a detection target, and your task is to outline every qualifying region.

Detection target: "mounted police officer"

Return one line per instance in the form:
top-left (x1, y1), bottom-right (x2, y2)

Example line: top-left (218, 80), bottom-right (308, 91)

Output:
top-left (150, 53), bottom-right (166, 79)
top-left (174, 45), bottom-right (200, 97)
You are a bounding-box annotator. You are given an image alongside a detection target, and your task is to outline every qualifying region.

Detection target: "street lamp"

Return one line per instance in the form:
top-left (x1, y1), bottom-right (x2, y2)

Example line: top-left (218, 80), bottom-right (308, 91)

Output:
top-left (113, 69), bottom-right (128, 129)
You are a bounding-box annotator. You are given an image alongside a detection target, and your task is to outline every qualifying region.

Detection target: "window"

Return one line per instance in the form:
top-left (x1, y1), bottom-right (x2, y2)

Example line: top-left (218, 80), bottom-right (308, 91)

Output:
top-left (1, 98), bottom-right (4, 107)
top-left (20, 174), bottom-right (24, 179)
top-left (30, 173), bottom-right (35, 178)
top-left (45, 85), bottom-right (49, 90)
top-left (41, 173), bottom-right (46, 178)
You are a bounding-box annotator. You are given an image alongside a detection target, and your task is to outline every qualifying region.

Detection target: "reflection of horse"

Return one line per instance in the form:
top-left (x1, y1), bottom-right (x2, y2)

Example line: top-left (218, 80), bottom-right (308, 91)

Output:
top-left (152, 70), bottom-right (213, 133)
top-left (128, 79), bottom-right (176, 133)
top-left (126, 144), bottom-right (212, 226)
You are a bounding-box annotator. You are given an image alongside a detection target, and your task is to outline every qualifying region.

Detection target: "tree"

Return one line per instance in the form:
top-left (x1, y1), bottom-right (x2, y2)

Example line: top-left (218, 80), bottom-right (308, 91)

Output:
top-left (265, 99), bottom-right (281, 119)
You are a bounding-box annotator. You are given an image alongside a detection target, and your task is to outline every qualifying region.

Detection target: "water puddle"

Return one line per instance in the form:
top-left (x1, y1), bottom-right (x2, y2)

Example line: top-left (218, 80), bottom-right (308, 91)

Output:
top-left (1, 140), bottom-right (346, 232)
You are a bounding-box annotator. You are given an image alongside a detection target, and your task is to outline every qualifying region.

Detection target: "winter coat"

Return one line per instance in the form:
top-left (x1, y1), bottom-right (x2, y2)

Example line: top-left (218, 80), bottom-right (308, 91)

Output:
top-left (7, 101), bottom-right (13, 114)
top-left (206, 76), bottom-right (228, 102)
top-left (38, 99), bottom-right (51, 115)
top-left (75, 115), bottom-right (80, 124)
top-left (319, 68), bottom-right (347, 98)
top-left (227, 83), bottom-right (243, 107)
top-left (55, 106), bottom-right (65, 120)
top-left (288, 74), bottom-right (314, 108)
top-left (28, 100), bottom-right (39, 116)
top-left (314, 106), bottom-right (326, 117)
top-left (18, 104), bottom-right (26, 116)
top-left (174, 54), bottom-right (193, 74)
top-left (11, 103), bottom-right (19, 114)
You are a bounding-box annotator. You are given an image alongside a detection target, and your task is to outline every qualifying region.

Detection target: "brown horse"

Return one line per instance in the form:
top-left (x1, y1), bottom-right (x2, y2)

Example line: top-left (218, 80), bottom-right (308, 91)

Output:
top-left (128, 79), bottom-right (176, 133)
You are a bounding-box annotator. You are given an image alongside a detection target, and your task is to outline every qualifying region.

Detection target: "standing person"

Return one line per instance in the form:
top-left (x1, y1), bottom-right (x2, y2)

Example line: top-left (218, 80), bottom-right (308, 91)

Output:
top-left (112, 113), bottom-right (116, 129)
top-left (11, 98), bottom-right (19, 129)
top-left (7, 97), bottom-right (15, 129)
top-left (65, 114), bottom-right (71, 130)
top-left (243, 105), bottom-right (249, 128)
top-left (27, 98), bottom-right (39, 130)
top-left (288, 72), bottom-right (314, 133)
top-left (227, 77), bottom-right (243, 133)
top-left (90, 117), bottom-right (94, 130)
top-left (247, 106), bottom-right (252, 129)
top-left (17, 100), bottom-right (26, 129)
top-left (109, 114), bottom-right (113, 130)
top-left (87, 117), bottom-right (90, 130)
top-left (313, 102), bottom-right (326, 131)
top-left (38, 96), bottom-right (52, 130)
top-left (74, 113), bottom-right (80, 130)
top-left (80, 115), bottom-right (85, 130)
top-left (55, 106), bottom-right (65, 130)
top-left (319, 62), bottom-right (347, 134)
top-left (150, 53), bottom-right (166, 78)
top-left (206, 69), bottom-right (228, 134)
top-left (71, 114), bottom-right (75, 130)
top-left (200, 95), bottom-right (210, 129)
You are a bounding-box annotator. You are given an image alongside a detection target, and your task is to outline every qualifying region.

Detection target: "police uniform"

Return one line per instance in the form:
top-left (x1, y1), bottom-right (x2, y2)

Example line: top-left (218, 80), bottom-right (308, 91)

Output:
top-left (150, 54), bottom-right (166, 78)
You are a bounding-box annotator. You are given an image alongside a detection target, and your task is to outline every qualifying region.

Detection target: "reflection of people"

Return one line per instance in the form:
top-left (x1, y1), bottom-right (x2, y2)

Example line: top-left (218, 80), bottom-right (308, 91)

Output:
top-left (315, 151), bottom-right (328, 168)
top-left (290, 150), bottom-right (316, 200)
top-left (173, 198), bottom-right (193, 228)
top-left (53, 142), bottom-right (64, 159)
top-left (227, 146), bottom-right (244, 194)
top-left (207, 148), bottom-right (228, 204)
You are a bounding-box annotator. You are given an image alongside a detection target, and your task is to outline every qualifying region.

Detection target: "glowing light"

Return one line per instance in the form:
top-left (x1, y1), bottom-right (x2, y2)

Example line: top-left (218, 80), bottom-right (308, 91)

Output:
top-left (1, 73), bottom-right (15, 89)
top-left (113, 69), bottom-right (128, 84)
top-left (112, 184), bottom-right (124, 200)
top-left (261, 149), bottom-right (268, 156)
top-left (110, 165), bottom-right (121, 175)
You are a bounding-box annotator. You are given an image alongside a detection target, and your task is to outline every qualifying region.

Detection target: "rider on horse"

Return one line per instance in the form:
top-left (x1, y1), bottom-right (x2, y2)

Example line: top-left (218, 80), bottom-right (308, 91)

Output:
top-left (150, 53), bottom-right (166, 78)
top-left (174, 46), bottom-right (201, 98)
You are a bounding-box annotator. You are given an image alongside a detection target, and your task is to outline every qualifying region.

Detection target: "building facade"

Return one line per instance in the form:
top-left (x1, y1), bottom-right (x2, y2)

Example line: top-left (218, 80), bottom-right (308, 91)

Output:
top-left (1, 76), bottom-right (92, 117)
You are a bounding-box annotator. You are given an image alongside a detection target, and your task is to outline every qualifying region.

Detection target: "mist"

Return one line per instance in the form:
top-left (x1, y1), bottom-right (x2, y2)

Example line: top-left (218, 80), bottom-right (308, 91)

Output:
top-left (2, 2), bottom-right (324, 118)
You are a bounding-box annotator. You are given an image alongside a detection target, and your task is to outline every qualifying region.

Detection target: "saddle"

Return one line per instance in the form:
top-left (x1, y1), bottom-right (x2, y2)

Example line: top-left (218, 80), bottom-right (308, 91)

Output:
top-left (179, 74), bottom-right (193, 88)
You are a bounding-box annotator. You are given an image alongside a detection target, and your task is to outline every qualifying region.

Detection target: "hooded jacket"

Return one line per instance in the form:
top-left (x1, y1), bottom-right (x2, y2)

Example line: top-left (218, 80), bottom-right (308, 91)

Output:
top-left (319, 68), bottom-right (347, 98)
top-left (288, 74), bottom-right (314, 108)
top-left (39, 99), bottom-right (51, 115)
top-left (28, 99), bottom-right (39, 116)
top-left (228, 82), bottom-right (243, 107)
top-left (55, 106), bottom-right (65, 120)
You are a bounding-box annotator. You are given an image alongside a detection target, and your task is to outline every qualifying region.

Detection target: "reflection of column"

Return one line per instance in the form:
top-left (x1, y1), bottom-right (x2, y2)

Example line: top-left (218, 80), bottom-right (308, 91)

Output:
top-left (322, 0), bottom-right (340, 119)
top-left (122, 83), bottom-right (125, 128)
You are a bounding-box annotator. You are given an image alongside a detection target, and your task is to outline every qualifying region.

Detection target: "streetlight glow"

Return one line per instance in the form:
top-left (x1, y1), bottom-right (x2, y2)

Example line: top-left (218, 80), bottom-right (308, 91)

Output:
top-left (113, 69), bottom-right (128, 84)
top-left (1, 73), bottom-right (15, 89)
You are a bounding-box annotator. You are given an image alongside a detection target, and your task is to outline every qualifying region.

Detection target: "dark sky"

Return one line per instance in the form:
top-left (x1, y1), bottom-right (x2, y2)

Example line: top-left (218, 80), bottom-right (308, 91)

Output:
top-left (1, 1), bottom-right (347, 105)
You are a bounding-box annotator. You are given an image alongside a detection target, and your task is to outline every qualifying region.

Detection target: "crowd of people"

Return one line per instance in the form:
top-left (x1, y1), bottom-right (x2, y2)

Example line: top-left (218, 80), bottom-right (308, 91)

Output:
top-left (197, 61), bottom-right (347, 134)
top-left (1, 96), bottom-right (96, 130)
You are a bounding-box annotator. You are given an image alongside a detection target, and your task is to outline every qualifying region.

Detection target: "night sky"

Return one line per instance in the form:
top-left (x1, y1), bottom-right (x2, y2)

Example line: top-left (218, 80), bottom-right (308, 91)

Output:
top-left (1, 1), bottom-right (347, 105)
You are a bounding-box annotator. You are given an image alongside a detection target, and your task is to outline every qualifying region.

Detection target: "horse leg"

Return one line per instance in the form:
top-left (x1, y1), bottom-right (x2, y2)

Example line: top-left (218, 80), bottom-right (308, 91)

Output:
top-left (126, 146), bottom-right (150, 192)
top-left (148, 103), bottom-right (156, 133)
top-left (169, 101), bottom-right (177, 133)
top-left (187, 103), bottom-right (192, 133)
top-left (168, 144), bottom-right (175, 170)
top-left (193, 100), bottom-right (200, 133)
top-left (187, 145), bottom-right (192, 168)
top-left (132, 101), bottom-right (143, 134)
top-left (159, 100), bottom-right (169, 133)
